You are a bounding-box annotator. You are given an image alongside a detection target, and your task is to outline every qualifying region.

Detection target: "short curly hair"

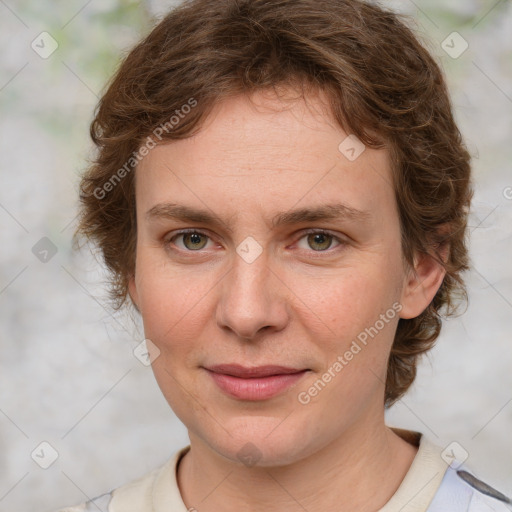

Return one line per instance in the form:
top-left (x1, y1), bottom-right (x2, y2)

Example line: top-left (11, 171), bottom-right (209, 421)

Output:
top-left (74, 0), bottom-right (473, 407)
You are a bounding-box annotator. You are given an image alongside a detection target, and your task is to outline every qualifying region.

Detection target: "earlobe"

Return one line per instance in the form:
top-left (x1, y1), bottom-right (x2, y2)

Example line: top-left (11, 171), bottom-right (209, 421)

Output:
top-left (399, 249), bottom-right (447, 320)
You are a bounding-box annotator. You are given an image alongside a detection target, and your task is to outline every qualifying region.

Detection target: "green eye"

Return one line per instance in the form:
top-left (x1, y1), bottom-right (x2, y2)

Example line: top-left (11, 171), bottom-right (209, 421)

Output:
top-left (180, 232), bottom-right (209, 250)
top-left (306, 232), bottom-right (335, 251)
top-left (296, 230), bottom-right (343, 253)
top-left (165, 228), bottom-right (345, 256)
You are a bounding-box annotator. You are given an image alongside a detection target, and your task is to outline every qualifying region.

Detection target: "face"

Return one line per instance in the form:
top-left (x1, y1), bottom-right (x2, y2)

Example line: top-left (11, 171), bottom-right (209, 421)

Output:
top-left (129, 88), bottom-right (442, 466)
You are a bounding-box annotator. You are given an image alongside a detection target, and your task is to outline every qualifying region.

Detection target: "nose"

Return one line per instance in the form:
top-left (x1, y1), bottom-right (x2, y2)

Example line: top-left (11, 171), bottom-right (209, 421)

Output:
top-left (215, 246), bottom-right (289, 341)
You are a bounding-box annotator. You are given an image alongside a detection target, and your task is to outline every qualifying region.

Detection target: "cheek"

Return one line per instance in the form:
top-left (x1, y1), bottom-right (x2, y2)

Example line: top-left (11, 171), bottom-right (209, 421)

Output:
top-left (297, 285), bottom-right (399, 417)
top-left (307, 266), bottom-right (399, 334)
top-left (135, 260), bottom-right (208, 355)
top-left (136, 263), bottom-right (208, 413)
top-left (300, 262), bottom-right (402, 392)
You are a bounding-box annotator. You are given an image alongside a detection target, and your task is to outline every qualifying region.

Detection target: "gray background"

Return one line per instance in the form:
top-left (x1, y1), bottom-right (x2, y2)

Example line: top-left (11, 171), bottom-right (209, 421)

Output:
top-left (1, 1), bottom-right (511, 510)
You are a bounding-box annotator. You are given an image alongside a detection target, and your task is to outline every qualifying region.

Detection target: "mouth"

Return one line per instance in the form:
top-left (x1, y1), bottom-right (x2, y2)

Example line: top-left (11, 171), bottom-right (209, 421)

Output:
top-left (203, 364), bottom-right (310, 400)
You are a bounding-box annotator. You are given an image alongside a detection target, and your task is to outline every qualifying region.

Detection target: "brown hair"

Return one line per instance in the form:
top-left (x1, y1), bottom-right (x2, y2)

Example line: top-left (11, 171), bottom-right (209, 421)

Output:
top-left (74, 0), bottom-right (473, 406)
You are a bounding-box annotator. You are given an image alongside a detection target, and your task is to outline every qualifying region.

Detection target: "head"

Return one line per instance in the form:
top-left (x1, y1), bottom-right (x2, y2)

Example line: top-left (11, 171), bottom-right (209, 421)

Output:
top-left (75, 0), bottom-right (472, 465)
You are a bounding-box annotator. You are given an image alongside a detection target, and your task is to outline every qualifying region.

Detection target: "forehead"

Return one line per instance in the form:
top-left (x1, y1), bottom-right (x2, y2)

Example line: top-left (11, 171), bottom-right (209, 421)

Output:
top-left (135, 89), bottom-right (395, 225)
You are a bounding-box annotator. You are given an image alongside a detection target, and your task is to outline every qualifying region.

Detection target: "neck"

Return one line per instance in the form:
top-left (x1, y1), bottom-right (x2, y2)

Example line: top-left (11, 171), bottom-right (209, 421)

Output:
top-left (177, 419), bottom-right (418, 512)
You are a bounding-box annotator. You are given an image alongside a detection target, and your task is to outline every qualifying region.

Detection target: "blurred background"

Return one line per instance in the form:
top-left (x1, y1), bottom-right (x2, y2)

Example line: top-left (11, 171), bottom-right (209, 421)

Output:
top-left (0, 1), bottom-right (511, 510)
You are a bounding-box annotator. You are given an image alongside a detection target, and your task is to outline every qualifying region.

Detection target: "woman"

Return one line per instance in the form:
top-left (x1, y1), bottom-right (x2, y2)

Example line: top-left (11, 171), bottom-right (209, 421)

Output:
top-left (57, 0), bottom-right (510, 510)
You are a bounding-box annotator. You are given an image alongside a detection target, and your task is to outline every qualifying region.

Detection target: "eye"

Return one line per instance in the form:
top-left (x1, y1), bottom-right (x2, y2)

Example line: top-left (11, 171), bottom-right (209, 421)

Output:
top-left (296, 230), bottom-right (344, 252)
top-left (166, 230), bottom-right (213, 251)
top-left (164, 229), bottom-right (346, 255)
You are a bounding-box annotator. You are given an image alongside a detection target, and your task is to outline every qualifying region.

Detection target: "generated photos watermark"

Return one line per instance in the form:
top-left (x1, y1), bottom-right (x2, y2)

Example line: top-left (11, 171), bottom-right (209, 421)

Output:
top-left (93, 97), bottom-right (198, 200)
top-left (297, 301), bottom-right (403, 405)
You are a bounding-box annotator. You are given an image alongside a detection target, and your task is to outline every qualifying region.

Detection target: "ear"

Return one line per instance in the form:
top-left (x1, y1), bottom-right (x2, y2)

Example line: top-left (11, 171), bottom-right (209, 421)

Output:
top-left (399, 244), bottom-right (448, 320)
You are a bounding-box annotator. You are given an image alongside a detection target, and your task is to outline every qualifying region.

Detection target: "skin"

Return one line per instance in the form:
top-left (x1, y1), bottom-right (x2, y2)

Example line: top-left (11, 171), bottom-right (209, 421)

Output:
top-left (128, 87), bottom-right (446, 511)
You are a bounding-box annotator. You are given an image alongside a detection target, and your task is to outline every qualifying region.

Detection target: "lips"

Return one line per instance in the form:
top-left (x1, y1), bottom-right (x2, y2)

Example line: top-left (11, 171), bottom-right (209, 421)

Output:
top-left (206, 364), bottom-right (306, 378)
top-left (204, 364), bottom-right (309, 400)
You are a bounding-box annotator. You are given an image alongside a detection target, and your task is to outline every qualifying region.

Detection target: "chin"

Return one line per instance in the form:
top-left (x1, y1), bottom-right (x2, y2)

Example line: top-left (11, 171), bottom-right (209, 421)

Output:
top-left (200, 415), bottom-right (323, 468)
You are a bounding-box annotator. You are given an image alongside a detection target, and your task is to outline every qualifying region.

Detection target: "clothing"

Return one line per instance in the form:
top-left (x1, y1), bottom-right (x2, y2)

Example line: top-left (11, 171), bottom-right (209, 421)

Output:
top-left (55, 428), bottom-right (511, 512)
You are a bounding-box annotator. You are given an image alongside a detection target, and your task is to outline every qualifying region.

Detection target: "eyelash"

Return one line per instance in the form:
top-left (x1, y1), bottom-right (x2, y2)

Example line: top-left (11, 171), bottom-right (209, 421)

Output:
top-left (164, 228), bottom-right (346, 256)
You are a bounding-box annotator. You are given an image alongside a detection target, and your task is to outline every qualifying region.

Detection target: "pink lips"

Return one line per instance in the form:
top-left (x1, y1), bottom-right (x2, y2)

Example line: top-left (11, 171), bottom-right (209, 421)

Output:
top-left (204, 364), bottom-right (308, 400)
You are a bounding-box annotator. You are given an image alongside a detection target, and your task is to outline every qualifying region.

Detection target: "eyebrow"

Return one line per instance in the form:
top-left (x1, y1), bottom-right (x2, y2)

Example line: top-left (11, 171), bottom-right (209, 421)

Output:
top-left (145, 202), bottom-right (371, 232)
